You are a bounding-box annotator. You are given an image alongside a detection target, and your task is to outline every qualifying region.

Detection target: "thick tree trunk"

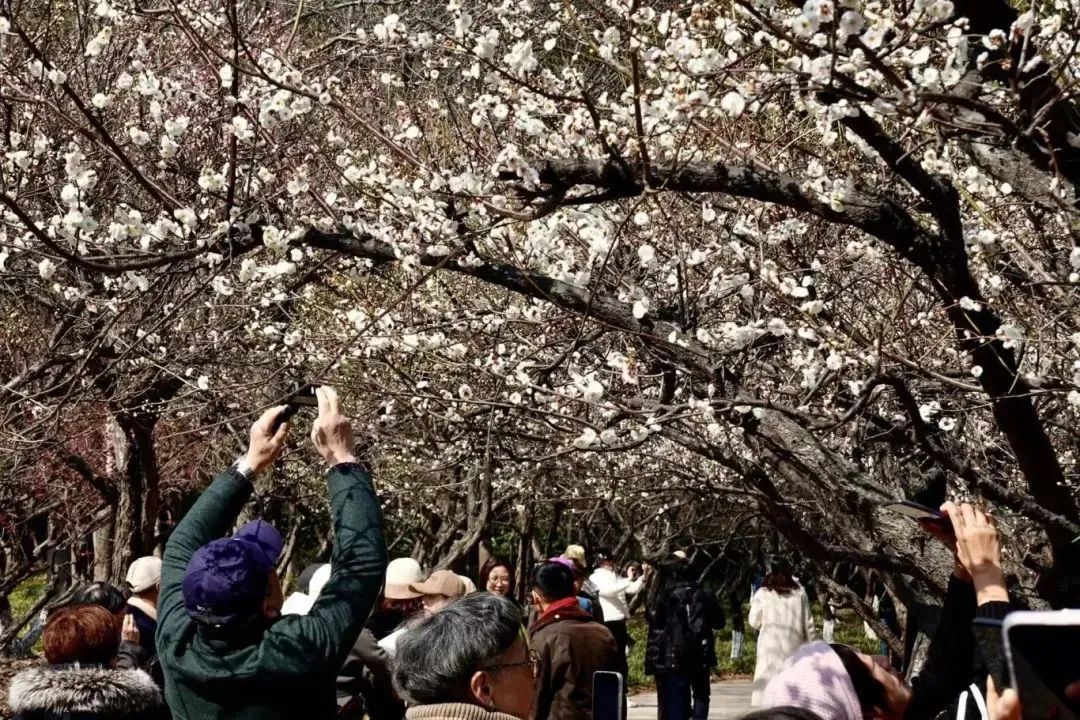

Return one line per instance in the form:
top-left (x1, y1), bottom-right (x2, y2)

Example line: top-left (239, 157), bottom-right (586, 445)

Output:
top-left (93, 518), bottom-right (115, 582)
top-left (103, 413), bottom-right (162, 585)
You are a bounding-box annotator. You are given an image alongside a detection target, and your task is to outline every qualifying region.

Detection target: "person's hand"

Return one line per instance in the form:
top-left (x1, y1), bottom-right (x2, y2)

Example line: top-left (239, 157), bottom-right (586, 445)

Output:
top-left (246, 406), bottom-right (290, 474)
top-left (311, 386), bottom-right (356, 466)
top-left (986, 677), bottom-right (1021, 720)
top-left (918, 516), bottom-right (966, 580)
top-left (121, 613), bottom-right (140, 644)
top-left (941, 501), bottom-right (1008, 604)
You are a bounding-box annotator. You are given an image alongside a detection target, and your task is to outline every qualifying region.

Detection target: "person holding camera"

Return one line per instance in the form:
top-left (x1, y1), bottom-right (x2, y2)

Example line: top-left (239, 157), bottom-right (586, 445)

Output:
top-left (156, 387), bottom-right (387, 720)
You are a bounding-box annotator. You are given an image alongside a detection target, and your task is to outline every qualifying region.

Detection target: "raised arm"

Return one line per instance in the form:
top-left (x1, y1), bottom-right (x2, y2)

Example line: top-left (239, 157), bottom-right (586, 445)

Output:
top-left (266, 387), bottom-right (387, 669)
top-left (595, 573), bottom-right (635, 598)
top-left (906, 502), bottom-right (1009, 720)
top-left (158, 407), bottom-right (290, 631)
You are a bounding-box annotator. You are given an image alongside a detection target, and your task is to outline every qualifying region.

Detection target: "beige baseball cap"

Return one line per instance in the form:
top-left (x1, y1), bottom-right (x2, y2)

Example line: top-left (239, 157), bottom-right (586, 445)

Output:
top-left (564, 544), bottom-right (586, 563)
top-left (385, 558), bottom-right (425, 600)
top-left (409, 570), bottom-right (466, 599)
top-left (126, 556), bottom-right (162, 593)
top-left (458, 574), bottom-right (476, 595)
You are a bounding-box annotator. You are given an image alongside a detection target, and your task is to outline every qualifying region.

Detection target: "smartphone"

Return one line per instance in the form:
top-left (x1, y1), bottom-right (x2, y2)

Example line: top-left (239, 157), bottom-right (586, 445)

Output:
top-left (881, 500), bottom-right (946, 522)
top-left (271, 383), bottom-right (321, 431)
top-left (593, 671), bottom-right (625, 720)
top-left (972, 616), bottom-right (1009, 691)
top-left (1003, 610), bottom-right (1080, 720)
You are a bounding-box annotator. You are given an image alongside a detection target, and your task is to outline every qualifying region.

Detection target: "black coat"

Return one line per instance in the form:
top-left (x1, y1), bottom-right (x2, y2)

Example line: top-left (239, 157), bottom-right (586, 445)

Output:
top-left (8, 666), bottom-right (165, 720)
top-left (337, 628), bottom-right (404, 720)
top-left (644, 580), bottom-right (717, 675)
top-left (904, 576), bottom-right (1012, 720)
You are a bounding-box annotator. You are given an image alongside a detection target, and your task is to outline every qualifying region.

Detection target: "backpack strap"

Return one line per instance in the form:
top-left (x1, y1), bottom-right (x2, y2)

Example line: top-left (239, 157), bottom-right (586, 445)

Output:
top-left (969, 683), bottom-right (989, 720)
top-left (956, 683), bottom-right (989, 720)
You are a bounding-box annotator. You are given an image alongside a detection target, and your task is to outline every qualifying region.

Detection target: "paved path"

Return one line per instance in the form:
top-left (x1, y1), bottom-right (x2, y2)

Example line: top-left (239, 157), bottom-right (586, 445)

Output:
top-left (628, 680), bottom-right (753, 720)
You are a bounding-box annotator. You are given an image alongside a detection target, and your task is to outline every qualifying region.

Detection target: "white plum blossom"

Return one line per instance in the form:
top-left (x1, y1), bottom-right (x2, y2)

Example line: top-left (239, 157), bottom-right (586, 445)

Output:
top-left (263, 226), bottom-right (288, 255)
top-left (720, 91), bottom-right (746, 117)
top-left (198, 169), bottom-right (225, 191)
top-left (632, 297), bottom-right (649, 319)
top-left (996, 324), bottom-right (1025, 350)
top-left (230, 116), bottom-right (255, 141)
top-left (85, 26), bottom-right (112, 56)
top-left (128, 127), bottom-right (151, 146)
top-left (504, 40), bottom-right (537, 75)
top-left (38, 259), bottom-right (57, 280)
top-left (164, 116), bottom-right (189, 139)
top-left (838, 11), bottom-right (864, 37)
top-left (638, 245), bottom-right (656, 267)
top-left (474, 29), bottom-right (499, 59)
top-left (572, 428), bottom-right (598, 449)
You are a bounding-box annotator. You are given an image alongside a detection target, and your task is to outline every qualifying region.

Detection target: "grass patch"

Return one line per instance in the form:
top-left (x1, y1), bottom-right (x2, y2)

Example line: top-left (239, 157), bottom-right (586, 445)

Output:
top-left (9, 573), bottom-right (47, 621)
top-left (7, 573), bottom-right (48, 655)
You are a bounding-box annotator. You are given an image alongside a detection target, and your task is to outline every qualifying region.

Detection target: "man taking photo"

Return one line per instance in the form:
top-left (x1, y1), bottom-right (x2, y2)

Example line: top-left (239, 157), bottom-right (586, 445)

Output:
top-left (157, 386), bottom-right (387, 720)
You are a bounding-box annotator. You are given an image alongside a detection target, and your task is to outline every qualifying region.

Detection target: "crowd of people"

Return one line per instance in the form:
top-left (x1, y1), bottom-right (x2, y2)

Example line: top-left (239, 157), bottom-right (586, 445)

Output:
top-left (4, 388), bottom-right (1073, 720)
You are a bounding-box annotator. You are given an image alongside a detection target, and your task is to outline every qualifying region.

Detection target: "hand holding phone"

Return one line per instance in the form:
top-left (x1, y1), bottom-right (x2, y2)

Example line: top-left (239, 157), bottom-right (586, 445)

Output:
top-left (270, 383), bottom-right (322, 432)
top-left (941, 501), bottom-right (1007, 604)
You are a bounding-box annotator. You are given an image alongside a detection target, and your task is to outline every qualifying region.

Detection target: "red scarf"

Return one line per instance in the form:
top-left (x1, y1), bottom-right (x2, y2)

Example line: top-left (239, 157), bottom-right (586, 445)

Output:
top-left (539, 596), bottom-right (582, 623)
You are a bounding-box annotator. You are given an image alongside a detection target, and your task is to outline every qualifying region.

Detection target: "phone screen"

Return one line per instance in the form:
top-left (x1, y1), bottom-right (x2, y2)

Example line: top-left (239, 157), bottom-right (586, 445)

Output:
top-left (881, 501), bottom-right (944, 521)
top-left (288, 383), bottom-right (321, 407)
top-left (1007, 622), bottom-right (1080, 720)
top-left (593, 671), bottom-right (625, 720)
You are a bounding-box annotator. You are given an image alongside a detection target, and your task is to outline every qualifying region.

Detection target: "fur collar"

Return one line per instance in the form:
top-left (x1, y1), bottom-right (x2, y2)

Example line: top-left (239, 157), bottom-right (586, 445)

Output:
top-left (8, 666), bottom-right (161, 715)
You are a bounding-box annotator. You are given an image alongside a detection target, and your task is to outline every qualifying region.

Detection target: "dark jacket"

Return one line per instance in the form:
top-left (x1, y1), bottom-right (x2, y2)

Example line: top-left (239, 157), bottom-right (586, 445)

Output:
top-left (337, 628), bottom-right (403, 720)
top-left (904, 575), bottom-right (1012, 720)
top-left (156, 463), bottom-right (387, 720)
top-left (644, 580), bottom-right (717, 675)
top-left (530, 601), bottom-right (619, 720)
top-left (9, 666), bottom-right (164, 720)
top-left (117, 604), bottom-right (163, 688)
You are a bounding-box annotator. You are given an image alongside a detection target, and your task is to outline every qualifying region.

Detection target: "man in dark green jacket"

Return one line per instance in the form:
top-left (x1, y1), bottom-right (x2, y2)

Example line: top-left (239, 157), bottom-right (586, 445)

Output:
top-left (157, 386), bottom-right (387, 720)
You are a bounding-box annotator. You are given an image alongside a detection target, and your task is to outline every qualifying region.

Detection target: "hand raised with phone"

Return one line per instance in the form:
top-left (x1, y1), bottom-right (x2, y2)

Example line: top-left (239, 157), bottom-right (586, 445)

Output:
top-left (310, 386), bottom-right (357, 467)
top-left (940, 501), bottom-right (1007, 604)
top-left (246, 405), bottom-right (291, 474)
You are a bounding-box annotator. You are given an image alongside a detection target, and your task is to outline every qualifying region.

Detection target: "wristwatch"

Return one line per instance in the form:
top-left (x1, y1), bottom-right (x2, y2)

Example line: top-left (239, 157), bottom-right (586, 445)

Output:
top-left (231, 456), bottom-right (257, 482)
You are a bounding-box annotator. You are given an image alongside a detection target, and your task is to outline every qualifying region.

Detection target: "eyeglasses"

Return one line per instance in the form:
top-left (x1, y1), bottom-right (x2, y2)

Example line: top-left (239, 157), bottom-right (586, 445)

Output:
top-left (483, 649), bottom-right (541, 678)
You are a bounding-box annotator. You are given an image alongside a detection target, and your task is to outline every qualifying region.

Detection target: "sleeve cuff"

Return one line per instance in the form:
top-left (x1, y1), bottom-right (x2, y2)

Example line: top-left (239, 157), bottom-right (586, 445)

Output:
top-left (947, 573), bottom-right (977, 600)
top-left (227, 458), bottom-right (257, 486)
top-left (329, 460), bottom-right (371, 476)
top-left (975, 601), bottom-right (1012, 620)
top-left (233, 455), bottom-right (256, 477)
